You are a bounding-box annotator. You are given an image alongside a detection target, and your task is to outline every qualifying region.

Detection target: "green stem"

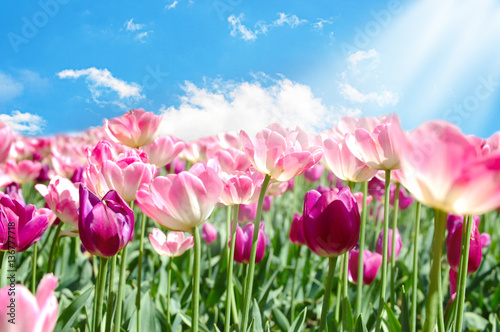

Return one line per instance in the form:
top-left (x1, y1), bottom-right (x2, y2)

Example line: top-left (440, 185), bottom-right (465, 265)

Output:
top-left (192, 226), bottom-right (202, 332)
top-left (356, 181), bottom-right (368, 317)
top-left (450, 217), bottom-right (468, 330)
top-left (225, 204), bottom-right (239, 332)
top-left (113, 246), bottom-right (128, 332)
top-left (455, 215), bottom-right (473, 332)
top-left (319, 256), bottom-right (338, 332)
top-left (423, 209), bottom-right (447, 332)
top-left (410, 202), bottom-right (421, 332)
top-left (94, 257), bottom-right (109, 332)
top-left (335, 255), bottom-right (343, 323)
top-left (47, 223), bottom-right (63, 274)
top-left (376, 170), bottom-right (391, 331)
top-left (32, 242), bottom-right (38, 294)
top-left (390, 183), bottom-right (400, 307)
top-left (291, 245), bottom-right (302, 322)
top-left (167, 257), bottom-right (172, 328)
top-left (207, 244), bottom-right (212, 279)
top-left (136, 212), bottom-right (147, 332)
top-left (0, 251), bottom-right (4, 270)
top-left (105, 254), bottom-right (117, 332)
top-left (241, 174), bottom-right (271, 330)
top-left (342, 251), bottom-right (349, 299)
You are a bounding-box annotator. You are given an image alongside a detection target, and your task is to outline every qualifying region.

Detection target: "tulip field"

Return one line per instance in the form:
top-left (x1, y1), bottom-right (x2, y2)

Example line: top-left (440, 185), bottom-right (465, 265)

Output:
top-left (1, 109), bottom-right (500, 332)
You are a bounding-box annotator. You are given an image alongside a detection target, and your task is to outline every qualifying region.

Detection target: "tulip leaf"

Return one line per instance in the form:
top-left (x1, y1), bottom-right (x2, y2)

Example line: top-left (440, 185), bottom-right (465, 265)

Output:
top-left (400, 287), bottom-right (411, 332)
top-left (355, 314), bottom-right (369, 332)
top-left (272, 307), bottom-right (291, 330)
top-left (252, 298), bottom-right (264, 332)
top-left (383, 303), bottom-right (401, 332)
top-left (465, 312), bottom-right (489, 330)
top-left (288, 307), bottom-right (307, 332)
top-left (246, 319), bottom-right (255, 332)
top-left (54, 287), bottom-right (93, 332)
top-left (206, 265), bottom-right (227, 307)
top-left (342, 296), bottom-right (354, 331)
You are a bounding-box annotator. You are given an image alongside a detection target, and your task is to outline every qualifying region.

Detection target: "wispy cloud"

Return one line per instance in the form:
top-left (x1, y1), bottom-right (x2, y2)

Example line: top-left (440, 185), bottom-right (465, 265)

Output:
top-left (313, 18), bottom-right (333, 30)
top-left (125, 19), bottom-right (144, 32)
top-left (228, 12), bottom-right (309, 41)
top-left (346, 49), bottom-right (379, 71)
top-left (339, 83), bottom-right (399, 107)
top-left (0, 72), bottom-right (24, 101)
top-left (159, 74), bottom-right (347, 140)
top-left (165, 1), bottom-right (178, 10)
top-left (0, 110), bottom-right (45, 135)
top-left (57, 67), bottom-right (144, 107)
top-left (123, 19), bottom-right (152, 42)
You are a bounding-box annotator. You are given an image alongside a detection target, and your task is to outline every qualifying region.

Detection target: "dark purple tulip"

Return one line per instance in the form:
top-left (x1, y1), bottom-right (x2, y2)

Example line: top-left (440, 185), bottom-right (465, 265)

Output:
top-left (0, 195), bottom-right (49, 252)
top-left (376, 228), bottom-right (402, 261)
top-left (231, 222), bottom-right (266, 264)
top-left (262, 195), bottom-right (273, 212)
top-left (35, 164), bottom-right (51, 183)
top-left (78, 185), bottom-right (135, 257)
top-left (301, 187), bottom-right (360, 257)
top-left (390, 185), bottom-right (414, 210)
top-left (5, 183), bottom-right (25, 206)
top-left (289, 212), bottom-right (306, 246)
top-left (71, 167), bottom-right (85, 184)
top-left (447, 219), bottom-right (482, 274)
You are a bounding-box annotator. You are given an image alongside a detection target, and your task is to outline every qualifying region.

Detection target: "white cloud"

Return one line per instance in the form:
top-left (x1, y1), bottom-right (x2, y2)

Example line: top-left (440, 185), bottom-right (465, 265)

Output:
top-left (313, 18), bottom-right (333, 30)
top-left (158, 75), bottom-right (348, 141)
top-left (57, 67), bottom-right (144, 107)
top-left (0, 111), bottom-right (45, 135)
top-left (346, 49), bottom-right (379, 70)
top-left (0, 72), bottom-right (24, 101)
top-left (165, 1), bottom-right (178, 9)
top-left (124, 19), bottom-right (144, 32)
top-left (135, 31), bottom-right (150, 42)
top-left (339, 83), bottom-right (399, 107)
top-left (228, 12), bottom-right (307, 41)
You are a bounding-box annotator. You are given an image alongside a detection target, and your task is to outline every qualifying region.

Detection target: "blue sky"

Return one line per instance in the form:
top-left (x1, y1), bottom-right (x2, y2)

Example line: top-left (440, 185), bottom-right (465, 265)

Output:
top-left (1, 0), bottom-right (500, 140)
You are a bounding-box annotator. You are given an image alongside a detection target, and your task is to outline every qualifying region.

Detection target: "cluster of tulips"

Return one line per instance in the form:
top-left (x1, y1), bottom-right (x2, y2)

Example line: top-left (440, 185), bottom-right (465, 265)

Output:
top-left (0, 109), bottom-right (499, 332)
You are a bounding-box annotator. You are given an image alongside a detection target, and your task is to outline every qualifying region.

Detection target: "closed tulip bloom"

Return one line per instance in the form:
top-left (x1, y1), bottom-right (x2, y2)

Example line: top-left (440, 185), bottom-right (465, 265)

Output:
top-left (141, 135), bottom-right (185, 168)
top-left (301, 187), bottom-right (360, 257)
top-left (214, 148), bottom-right (251, 173)
top-left (352, 192), bottom-right (373, 213)
top-left (240, 123), bottom-right (323, 182)
top-left (376, 228), bottom-right (402, 261)
top-left (105, 109), bottom-right (162, 148)
top-left (238, 203), bottom-right (257, 223)
top-left (396, 121), bottom-right (500, 215)
top-left (202, 222), bottom-right (218, 245)
top-left (0, 274), bottom-right (58, 332)
top-left (345, 115), bottom-right (404, 170)
top-left (480, 233), bottom-right (491, 248)
top-left (149, 228), bottom-right (194, 257)
top-left (323, 136), bottom-right (378, 182)
top-left (5, 159), bottom-right (42, 184)
top-left (262, 195), bottom-right (273, 211)
top-left (219, 169), bottom-right (264, 206)
top-left (35, 176), bottom-right (80, 227)
top-left (390, 185), bottom-right (414, 210)
top-left (289, 212), bottom-right (306, 245)
top-left (447, 220), bottom-right (482, 274)
top-left (232, 222), bottom-right (266, 264)
top-left (0, 122), bottom-right (13, 164)
top-left (78, 186), bottom-right (135, 257)
top-left (348, 249), bottom-right (383, 285)
top-left (0, 196), bottom-right (49, 252)
top-left (136, 162), bottom-right (223, 232)
top-left (304, 163), bottom-right (325, 182)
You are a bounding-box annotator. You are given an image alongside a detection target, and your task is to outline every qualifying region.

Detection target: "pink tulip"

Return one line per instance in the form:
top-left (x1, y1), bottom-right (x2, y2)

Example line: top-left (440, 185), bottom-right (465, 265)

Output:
top-left (266, 181), bottom-right (289, 196)
top-left (348, 249), bottom-right (383, 285)
top-left (262, 195), bottom-right (273, 211)
top-left (304, 163), bottom-right (325, 182)
top-left (397, 121), bottom-right (500, 215)
top-left (219, 169), bottom-right (264, 206)
top-left (301, 187), bottom-right (360, 257)
top-left (35, 176), bottom-right (80, 227)
top-left (165, 157), bottom-right (187, 174)
top-left (352, 192), bottom-right (373, 213)
top-left (0, 195), bottom-right (49, 252)
top-left (447, 219), bottom-right (482, 274)
top-left (238, 203), bottom-right (257, 223)
top-left (0, 274), bottom-right (58, 332)
top-left (5, 159), bottom-right (42, 184)
top-left (240, 123), bottom-right (323, 182)
top-left (105, 109), bottom-right (162, 148)
top-left (345, 115), bottom-right (404, 170)
top-left (214, 148), bottom-right (251, 173)
top-left (329, 116), bottom-right (381, 140)
top-left (149, 228), bottom-right (194, 257)
top-left (231, 222), bottom-right (266, 264)
top-left (289, 212), bottom-right (306, 245)
top-left (141, 135), bottom-right (185, 168)
top-left (376, 228), bottom-right (402, 260)
top-left (323, 136), bottom-right (378, 182)
top-left (480, 233), bottom-right (491, 248)
top-left (136, 162), bottom-right (223, 232)
top-left (202, 222), bottom-right (218, 245)
top-left (0, 122), bottom-right (13, 164)
top-left (84, 141), bottom-right (157, 202)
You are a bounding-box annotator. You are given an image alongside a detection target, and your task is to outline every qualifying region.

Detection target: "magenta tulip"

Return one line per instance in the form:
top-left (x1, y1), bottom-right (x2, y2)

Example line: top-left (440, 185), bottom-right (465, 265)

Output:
top-left (136, 162), bottom-right (223, 232)
top-left (0, 195), bottom-right (49, 252)
top-left (447, 219), bottom-right (482, 274)
top-left (301, 187), bottom-right (360, 257)
top-left (78, 186), bottom-right (135, 257)
top-left (202, 222), bottom-right (218, 245)
top-left (289, 212), bottom-right (306, 245)
top-left (231, 222), bottom-right (266, 264)
top-left (376, 228), bottom-right (402, 261)
top-left (149, 228), bottom-right (194, 257)
top-left (238, 203), bottom-right (257, 223)
top-left (240, 123), bottom-right (323, 182)
top-left (35, 176), bottom-right (80, 227)
top-left (141, 135), bottom-right (185, 168)
top-left (0, 274), bottom-right (58, 332)
top-left (105, 109), bottom-right (162, 148)
top-left (304, 163), bottom-right (325, 182)
top-left (348, 249), bottom-right (383, 285)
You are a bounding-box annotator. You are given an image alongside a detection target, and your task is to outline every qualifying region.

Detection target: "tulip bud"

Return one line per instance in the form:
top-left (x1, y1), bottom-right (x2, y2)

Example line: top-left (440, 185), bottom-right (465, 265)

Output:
top-left (447, 219), bottom-right (482, 274)
top-left (231, 223), bottom-right (266, 264)
top-left (78, 186), bottom-right (135, 257)
top-left (376, 228), bottom-right (402, 261)
top-left (304, 163), bottom-right (324, 183)
top-left (105, 109), bottom-right (162, 148)
top-left (348, 249), bottom-right (382, 285)
top-left (202, 222), bottom-right (218, 245)
top-left (289, 212), bottom-right (306, 246)
top-left (149, 228), bottom-right (194, 257)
